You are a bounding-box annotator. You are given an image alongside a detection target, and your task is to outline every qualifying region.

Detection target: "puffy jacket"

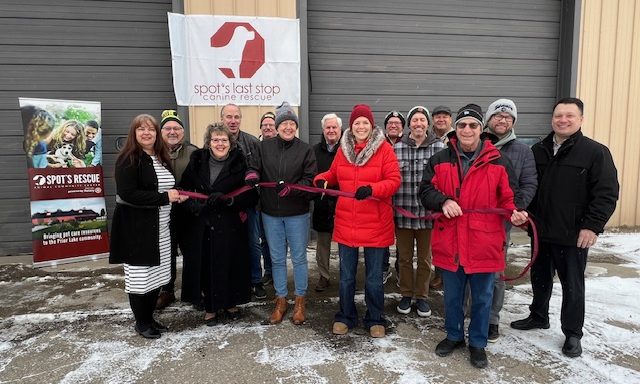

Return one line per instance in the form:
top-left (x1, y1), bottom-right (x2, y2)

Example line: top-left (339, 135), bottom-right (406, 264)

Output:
top-left (528, 130), bottom-right (619, 245)
top-left (250, 136), bottom-right (317, 217)
top-left (315, 127), bottom-right (401, 248)
top-left (419, 134), bottom-right (516, 273)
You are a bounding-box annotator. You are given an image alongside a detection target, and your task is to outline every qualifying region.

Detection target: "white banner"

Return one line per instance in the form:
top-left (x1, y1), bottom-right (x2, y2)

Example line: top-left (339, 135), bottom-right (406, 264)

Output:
top-left (168, 13), bottom-right (301, 106)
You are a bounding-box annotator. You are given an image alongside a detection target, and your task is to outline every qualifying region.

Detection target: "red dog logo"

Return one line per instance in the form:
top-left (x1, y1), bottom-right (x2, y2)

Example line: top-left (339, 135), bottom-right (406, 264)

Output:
top-left (211, 22), bottom-right (265, 78)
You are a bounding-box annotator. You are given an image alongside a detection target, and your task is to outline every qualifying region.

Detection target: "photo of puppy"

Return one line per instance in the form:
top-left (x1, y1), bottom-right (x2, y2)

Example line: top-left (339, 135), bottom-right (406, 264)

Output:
top-left (47, 143), bottom-right (76, 167)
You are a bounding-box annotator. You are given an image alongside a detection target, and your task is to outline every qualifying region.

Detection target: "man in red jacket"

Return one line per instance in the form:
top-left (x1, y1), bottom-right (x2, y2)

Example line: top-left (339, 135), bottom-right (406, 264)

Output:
top-left (419, 104), bottom-right (528, 369)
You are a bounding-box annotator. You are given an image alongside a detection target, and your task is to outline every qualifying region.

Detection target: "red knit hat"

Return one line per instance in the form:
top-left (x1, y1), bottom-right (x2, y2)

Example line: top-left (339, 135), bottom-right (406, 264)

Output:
top-left (349, 104), bottom-right (375, 128)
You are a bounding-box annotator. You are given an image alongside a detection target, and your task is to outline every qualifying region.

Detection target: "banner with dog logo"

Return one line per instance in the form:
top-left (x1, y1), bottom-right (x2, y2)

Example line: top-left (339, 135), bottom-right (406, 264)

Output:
top-left (19, 97), bottom-right (109, 266)
top-left (168, 13), bottom-right (300, 106)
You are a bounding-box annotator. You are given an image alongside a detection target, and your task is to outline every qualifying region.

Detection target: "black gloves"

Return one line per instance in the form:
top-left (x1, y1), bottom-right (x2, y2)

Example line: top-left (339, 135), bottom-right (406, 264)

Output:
top-left (207, 192), bottom-right (229, 206)
top-left (245, 171), bottom-right (260, 187)
top-left (354, 185), bottom-right (372, 200)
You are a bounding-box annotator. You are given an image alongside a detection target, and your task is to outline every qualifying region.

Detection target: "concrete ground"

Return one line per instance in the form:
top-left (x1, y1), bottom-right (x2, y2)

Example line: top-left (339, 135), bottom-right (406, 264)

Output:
top-left (0, 231), bottom-right (638, 383)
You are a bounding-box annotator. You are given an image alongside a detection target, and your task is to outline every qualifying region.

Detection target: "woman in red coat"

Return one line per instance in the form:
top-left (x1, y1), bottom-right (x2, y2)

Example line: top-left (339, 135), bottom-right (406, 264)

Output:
top-left (314, 104), bottom-right (400, 338)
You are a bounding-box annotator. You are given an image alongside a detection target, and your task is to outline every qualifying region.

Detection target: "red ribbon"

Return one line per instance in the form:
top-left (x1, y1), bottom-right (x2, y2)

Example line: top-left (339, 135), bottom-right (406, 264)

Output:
top-left (178, 183), bottom-right (538, 281)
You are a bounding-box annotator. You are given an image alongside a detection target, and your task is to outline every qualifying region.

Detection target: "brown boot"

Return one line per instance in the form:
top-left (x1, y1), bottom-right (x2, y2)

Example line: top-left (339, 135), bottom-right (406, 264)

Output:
top-left (292, 296), bottom-right (306, 325)
top-left (269, 296), bottom-right (288, 324)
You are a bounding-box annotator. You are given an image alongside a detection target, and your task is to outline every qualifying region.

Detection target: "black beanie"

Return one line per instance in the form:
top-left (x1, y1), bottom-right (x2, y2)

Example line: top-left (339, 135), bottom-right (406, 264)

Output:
top-left (384, 110), bottom-right (406, 127)
top-left (260, 111), bottom-right (275, 125)
top-left (454, 104), bottom-right (483, 126)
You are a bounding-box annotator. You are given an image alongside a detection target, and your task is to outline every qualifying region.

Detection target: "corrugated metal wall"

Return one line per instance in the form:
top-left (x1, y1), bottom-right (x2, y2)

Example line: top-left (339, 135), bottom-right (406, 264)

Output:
top-left (0, 0), bottom-right (175, 255)
top-left (306, 0), bottom-right (562, 144)
top-left (577, 0), bottom-right (640, 227)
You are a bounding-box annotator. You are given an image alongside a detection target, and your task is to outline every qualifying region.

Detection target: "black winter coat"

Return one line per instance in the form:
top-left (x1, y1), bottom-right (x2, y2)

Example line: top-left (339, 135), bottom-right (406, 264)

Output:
top-left (179, 148), bottom-right (258, 310)
top-left (251, 136), bottom-right (317, 217)
top-left (312, 137), bottom-right (339, 232)
top-left (109, 151), bottom-right (171, 266)
top-left (528, 130), bottom-right (619, 246)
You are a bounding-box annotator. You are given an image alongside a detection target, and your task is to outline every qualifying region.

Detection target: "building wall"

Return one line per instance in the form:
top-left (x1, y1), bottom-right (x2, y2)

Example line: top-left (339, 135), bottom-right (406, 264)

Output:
top-left (0, 0), bottom-right (175, 255)
top-left (577, 0), bottom-right (640, 226)
top-left (183, 0), bottom-right (297, 147)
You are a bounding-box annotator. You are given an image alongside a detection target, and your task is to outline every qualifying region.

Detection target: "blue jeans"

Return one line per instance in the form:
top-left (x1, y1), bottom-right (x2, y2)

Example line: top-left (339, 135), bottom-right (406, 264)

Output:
top-left (335, 244), bottom-right (386, 329)
top-left (259, 214), bottom-right (272, 275)
top-left (441, 266), bottom-right (495, 348)
top-left (262, 212), bottom-right (310, 297)
top-left (248, 207), bottom-right (268, 284)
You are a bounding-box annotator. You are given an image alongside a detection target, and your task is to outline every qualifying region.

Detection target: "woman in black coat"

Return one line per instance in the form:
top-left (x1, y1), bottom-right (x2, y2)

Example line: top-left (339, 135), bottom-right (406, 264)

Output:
top-left (180, 123), bottom-right (258, 325)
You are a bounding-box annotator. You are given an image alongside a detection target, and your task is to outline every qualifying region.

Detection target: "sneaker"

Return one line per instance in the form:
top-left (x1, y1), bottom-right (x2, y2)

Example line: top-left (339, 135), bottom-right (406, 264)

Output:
top-left (332, 321), bottom-right (349, 335)
top-left (488, 324), bottom-right (499, 343)
top-left (415, 299), bottom-right (432, 317)
top-left (261, 272), bottom-right (273, 285)
top-left (397, 296), bottom-right (412, 314)
top-left (252, 283), bottom-right (267, 300)
top-left (510, 315), bottom-right (550, 330)
top-left (315, 276), bottom-right (330, 292)
top-left (382, 269), bottom-right (392, 284)
top-left (370, 325), bottom-right (385, 338)
top-left (435, 338), bottom-right (465, 357)
top-left (469, 346), bottom-right (488, 368)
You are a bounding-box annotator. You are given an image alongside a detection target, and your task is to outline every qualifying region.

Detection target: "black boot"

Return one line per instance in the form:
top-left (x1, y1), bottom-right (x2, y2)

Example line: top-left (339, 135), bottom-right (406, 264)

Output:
top-left (469, 346), bottom-right (488, 368)
top-left (510, 315), bottom-right (550, 330)
top-left (562, 336), bottom-right (582, 357)
top-left (129, 293), bottom-right (160, 339)
top-left (435, 338), bottom-right (465, 357)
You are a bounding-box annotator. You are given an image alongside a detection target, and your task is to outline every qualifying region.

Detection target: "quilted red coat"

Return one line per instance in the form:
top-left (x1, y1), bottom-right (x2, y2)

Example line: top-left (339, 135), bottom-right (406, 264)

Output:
top-left (315, 127), bottom-right (400, 248)
top-left (419, 135), bottom-right (517, 273)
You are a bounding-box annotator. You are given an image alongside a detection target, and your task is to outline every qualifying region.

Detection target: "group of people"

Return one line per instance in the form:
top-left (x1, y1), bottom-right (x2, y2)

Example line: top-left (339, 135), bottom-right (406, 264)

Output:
top-left (21, 105), bottom-right (102, 168)
top-left (109, 97), bottom-right (619, 369)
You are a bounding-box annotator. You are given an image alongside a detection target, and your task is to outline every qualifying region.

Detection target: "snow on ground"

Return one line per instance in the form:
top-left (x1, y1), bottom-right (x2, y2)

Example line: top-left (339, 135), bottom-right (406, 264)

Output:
top-left (0, 232), bottom-right (638, 383)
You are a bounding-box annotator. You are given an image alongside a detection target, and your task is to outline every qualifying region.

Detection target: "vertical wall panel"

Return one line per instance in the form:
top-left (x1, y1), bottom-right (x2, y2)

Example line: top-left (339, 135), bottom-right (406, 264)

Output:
top-left (577, 0), bottom-right (639, 226)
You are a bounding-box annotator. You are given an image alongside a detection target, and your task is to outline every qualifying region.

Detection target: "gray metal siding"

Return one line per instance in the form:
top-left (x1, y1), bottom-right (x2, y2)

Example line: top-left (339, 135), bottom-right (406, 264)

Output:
top-left (307, 0), bottom-right (562, 143)
top-left (0, 0), bottom-right (175, 256)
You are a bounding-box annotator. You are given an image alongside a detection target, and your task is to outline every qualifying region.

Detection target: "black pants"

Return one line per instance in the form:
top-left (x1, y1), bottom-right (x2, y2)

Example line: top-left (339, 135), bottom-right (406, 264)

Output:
top-left (128, 288), bottom-right (160, 330)
top-left (529, 242), bottom-right (588, 338)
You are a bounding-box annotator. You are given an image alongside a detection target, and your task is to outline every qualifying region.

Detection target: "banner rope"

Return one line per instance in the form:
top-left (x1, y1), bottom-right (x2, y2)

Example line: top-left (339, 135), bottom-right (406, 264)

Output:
top-left (178, 183), bottom-right (538, 282)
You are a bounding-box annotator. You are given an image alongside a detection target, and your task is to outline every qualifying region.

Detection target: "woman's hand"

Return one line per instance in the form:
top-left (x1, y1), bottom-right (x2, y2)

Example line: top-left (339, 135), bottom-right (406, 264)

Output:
top-left (167, 189), bottom-right (181, 203)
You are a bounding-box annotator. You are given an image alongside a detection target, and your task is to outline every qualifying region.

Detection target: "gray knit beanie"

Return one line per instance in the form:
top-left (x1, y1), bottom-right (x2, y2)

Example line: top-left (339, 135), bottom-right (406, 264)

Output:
top-left (275, 102), bottom-right (298, 128)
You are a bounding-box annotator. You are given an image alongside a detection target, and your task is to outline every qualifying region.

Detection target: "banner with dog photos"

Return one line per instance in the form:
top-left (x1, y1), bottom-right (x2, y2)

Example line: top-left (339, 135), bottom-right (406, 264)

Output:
top-left (19, 97), bottom-right (109, 266)
top-left (168, 13), bottom-right (300, 105)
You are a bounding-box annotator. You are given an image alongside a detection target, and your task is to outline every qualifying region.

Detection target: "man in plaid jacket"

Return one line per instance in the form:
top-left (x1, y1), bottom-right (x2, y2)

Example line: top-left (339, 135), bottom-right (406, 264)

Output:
top-left (393, 106), bottom-right (446, 317)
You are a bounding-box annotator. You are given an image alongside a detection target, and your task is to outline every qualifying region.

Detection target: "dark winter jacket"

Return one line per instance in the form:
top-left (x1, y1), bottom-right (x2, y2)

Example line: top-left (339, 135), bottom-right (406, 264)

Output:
top-left (312, 136), bottom-right (339, 233)
top-left (528, 130), bottom-right (619, 245)
top-left (250, 136), bottom-right (317, 217)
top-left (109, 151), bottom-right (171, 266)
top-left (419, 134), bottom-right (517, 273)
top-left (179, 148), bottom-right (258, 310)
top-left (168, 141), bottom-right (198, 185)
top-left (236, 130), bottom-right (260, 169)
top-left (495, 137), bottom-right (537, 209)
top-left (315, 127), bottom-right (401, 248)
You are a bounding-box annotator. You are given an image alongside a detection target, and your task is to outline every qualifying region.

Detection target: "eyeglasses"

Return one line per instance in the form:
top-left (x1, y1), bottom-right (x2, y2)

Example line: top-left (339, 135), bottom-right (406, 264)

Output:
top-left (162, 126), bottom-right (183, 132)
top-left (492, 114), bottom-right (513, 122)
top-left (261, 123), bottom-right (275, 128)
top-left (210, 138), bottom-right (229, 144)
top-left (456, 122), bottom-right (480, 129)
top-left (387, 122), bottom-right (403, 126)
